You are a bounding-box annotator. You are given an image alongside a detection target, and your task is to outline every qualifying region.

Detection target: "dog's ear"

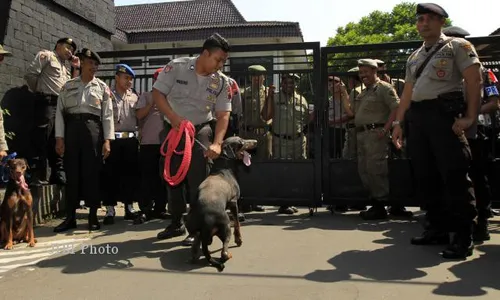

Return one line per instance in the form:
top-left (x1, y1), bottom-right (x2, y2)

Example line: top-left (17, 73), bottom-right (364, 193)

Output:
top-left (22, 158), bottom-right (29, 169)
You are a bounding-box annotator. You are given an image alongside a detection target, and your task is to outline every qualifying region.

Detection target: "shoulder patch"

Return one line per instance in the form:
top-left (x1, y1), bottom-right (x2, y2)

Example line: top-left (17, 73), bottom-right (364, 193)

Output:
top-left (163, 65), bottom-right (173, 73)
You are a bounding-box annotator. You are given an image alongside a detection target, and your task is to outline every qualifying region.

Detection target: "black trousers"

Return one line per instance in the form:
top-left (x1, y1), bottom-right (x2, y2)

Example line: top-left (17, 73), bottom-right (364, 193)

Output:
top-left (63, 114), bottom-right (103, 216)
top-left (159, 121), bottom-right (212, 226)
top-left (32, 96), bottom-right (64, 182)
top-left (329, 127), bottom-right (345, 159)
top-left (407, 101), bottom-right (476, 232)
top-left (468, 134), bottom-right (492, 221)
top-left (138, 144), bottom-right (167, 213)
top-left (101, 138), bottom-right (139, 206)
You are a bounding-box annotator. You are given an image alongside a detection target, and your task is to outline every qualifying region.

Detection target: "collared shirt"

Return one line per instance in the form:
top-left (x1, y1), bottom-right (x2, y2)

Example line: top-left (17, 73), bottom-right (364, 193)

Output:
top-left (354, 79), bottom-right (399, 126)
top-left (55, 76), bottom-right (114, 140)
top-left (0, 111), bottom-right (8, 151)
top-left (136, 91), bottom-right (164, 145)
top-left (405, 33), bottom-right (480, 102)
top-left (152, 56), bottom-right (231, 126)
top-left (272, 91), bottom-right (309, 135)
top-left (242, 85), bottom-right (269, 127)
top-left (24, 50), bottom-right (70, 96)
top-left (111, 88), bottom-right (138, 132)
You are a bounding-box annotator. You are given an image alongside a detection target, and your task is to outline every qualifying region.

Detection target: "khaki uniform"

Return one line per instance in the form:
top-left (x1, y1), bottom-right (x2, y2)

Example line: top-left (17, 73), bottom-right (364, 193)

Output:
top-left (355, 79), bottom-right (399, 201)
top-left (240, 85), bottom-right (272, 159)
top-left (24, 50), bottom-right (70, 95)
top-left (342, 85), bottom-right (363, 159)
top-left (271, 91), bottom-right (309, 159)
top-left (0, 111), bottom-right (8, 152)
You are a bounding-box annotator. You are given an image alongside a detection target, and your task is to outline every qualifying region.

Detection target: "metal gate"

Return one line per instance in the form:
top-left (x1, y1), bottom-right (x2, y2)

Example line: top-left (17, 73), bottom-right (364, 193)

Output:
top-left (320, 36), bottom-right (500, 209)
top-left (97, 42), bottom-right (323, 213)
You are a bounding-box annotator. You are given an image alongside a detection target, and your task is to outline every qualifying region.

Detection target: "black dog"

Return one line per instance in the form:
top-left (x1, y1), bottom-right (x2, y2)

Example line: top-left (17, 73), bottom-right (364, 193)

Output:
top-left (185, 136), bottom-right (257, 272)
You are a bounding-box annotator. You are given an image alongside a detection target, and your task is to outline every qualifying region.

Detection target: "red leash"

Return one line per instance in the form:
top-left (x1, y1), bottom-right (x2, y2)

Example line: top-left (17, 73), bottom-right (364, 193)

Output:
top-left (160, 120), bottom-right (195, 186)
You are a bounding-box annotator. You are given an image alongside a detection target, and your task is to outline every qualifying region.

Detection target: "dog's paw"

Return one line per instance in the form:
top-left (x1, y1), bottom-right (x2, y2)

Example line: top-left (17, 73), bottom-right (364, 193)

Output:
top-left (4, 243), bottom-right (13, 250)
top-left (27, 240), bottom-right (36, 247)
top-left (235, 237), bottom-right (243, 247)
top-left (221, 251), bottom-right (232, 262)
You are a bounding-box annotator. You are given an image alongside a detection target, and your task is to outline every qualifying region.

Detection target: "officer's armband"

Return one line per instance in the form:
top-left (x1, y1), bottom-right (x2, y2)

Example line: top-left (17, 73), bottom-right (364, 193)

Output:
top-left (485, 85), bottom-right (499, 98)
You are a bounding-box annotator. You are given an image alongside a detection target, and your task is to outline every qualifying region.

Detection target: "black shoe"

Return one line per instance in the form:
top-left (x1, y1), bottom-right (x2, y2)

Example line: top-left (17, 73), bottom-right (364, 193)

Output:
top-left (53, 218), bottom-right (77, 233)
top-left (411, 230), bottom-right (449, 245)
top-left (360, 206), bottom-right (387, 220)
top-left (388, 206), bottom-right (413, 218)
top-left (157, 224), bottom-right (186, 240)
top-left (252, 205), bottom-right (265, 212)
top-left (182, 235), bottom-right (195, 247)
top-left (229, 212), bottom-right (246, 222)
top-left (278, 206), bottom-right (296, 215)
top-left (473, 221), bottom-right (490, 242)
top-left (442, 233), bottom-right (473, 259)
top-left (124, 210), bottom-right (139, 220)
top-left (133, 212), bottom-right (151, 225)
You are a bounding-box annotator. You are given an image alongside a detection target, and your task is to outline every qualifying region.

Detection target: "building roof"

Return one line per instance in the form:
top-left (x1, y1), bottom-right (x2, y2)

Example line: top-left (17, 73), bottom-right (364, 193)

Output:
top-left (491, 28), bottom-right (500, 36)
top-left (113, 0), bottom-right (303, 44)
top-left (116, 0), bottom-right (246, 31)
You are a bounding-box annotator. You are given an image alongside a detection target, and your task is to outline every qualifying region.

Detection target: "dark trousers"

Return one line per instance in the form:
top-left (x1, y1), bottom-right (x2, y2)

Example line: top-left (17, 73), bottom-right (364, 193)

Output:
top-left (468, 135), bottom-right (492, 221)
top-left (32, 96), bottom-right (64, 183)
top-left (407, 101), bottom-right (476, 232)
top-left (159, 121), bottom-right (212, 226)
top-left (64, 114), bottom-right (103, 216)
top-left (101, 138), bottom-right (139, 206)
top-left (138, 144), bottom-right (166, 213)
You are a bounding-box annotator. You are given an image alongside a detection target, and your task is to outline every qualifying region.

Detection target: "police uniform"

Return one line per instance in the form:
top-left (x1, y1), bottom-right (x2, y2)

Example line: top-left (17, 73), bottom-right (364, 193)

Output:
top-left (24, 37), bottom-right (77, 185)
top-left (101, 64), bottom-right (140, 224)
top-left (442, 25), bottom-right (498, 241)
top-left (271, 74), bottom-right (309, 160)
top-left (354, 59), bottom-right (399, 220)
top-left (342, 67), bottom-right (362, 159)
top-left (53, 49), bottom-right (114, 232)
top-left (0, 45), bottom-right (11, 157)
top-left (225, 76), bottom-right (242, 138)
top-left (401, 3), bottom-right (479, 258)
top-left (134, 68), bottom-right (168, 224)
top-left (240, 65), bottom-right (272, 159)
top-left (153, 56), bottom-right (231, 242)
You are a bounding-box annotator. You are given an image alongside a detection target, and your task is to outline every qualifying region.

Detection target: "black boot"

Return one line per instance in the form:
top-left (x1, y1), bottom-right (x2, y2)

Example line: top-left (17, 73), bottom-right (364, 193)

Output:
top-left (360, 205), bottom-right (387, 220)
top-left (88, 207), bottom-right (100, 231)
top-left (54, 212), bottom-right (77, 233)
top-left (157, 223), bottom-right (186, 240)
top-left (442, 229), bottom-right (474, 259)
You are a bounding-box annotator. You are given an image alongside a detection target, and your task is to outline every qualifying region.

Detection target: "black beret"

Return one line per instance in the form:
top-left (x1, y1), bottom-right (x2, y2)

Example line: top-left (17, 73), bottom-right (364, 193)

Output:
top-left (416, 3), bottom-right (449, 18)
top-left (77, 48), bottom-right (101, 64)
top-left (56, 37), bottom-right (77, 52)
top-left (442, 26), bottom-right (470, 38)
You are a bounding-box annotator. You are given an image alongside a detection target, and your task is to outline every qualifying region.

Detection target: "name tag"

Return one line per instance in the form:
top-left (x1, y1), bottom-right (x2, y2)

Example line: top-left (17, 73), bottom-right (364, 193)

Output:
top-left (176, 80), bottom-right (188, 85)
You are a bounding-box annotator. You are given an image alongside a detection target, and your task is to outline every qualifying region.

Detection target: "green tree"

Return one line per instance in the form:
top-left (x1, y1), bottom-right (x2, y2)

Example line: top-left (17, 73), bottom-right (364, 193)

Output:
top-left (325, 2), bottom-right (452, 73)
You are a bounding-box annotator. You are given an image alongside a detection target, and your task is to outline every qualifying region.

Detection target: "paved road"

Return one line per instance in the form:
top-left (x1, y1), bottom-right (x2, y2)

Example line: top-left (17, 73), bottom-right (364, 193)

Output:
top-left (0, 206), bottom-right (499, 299)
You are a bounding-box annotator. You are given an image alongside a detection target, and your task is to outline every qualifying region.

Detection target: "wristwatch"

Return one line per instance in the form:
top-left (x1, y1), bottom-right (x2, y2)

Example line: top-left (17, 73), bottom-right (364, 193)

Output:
top-left (391, 120), bottom-right (401, 128)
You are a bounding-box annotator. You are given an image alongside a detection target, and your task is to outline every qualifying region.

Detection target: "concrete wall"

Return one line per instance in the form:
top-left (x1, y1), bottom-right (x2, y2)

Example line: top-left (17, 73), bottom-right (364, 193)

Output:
top-left (0, 0), bottom-right (116, 100)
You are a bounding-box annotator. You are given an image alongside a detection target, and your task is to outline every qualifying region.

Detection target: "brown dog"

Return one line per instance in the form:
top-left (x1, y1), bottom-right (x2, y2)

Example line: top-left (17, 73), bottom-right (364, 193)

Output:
top-left (0, 158), bottom-right (36, 250)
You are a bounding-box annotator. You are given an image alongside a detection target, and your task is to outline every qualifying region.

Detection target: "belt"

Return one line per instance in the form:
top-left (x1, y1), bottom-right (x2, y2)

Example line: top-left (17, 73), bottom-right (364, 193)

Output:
top-left (355, 123), bottom-right (385, 133)
top-left (35, 93), bottom-right (58, 105)
top-left (164, 120), bottom-right (212, 132)
top-left (272, 132), bottom-right (303, 140)
top-left (115, 131), bottom-right (136, 139)
top-left (64, 113), bottom-right (101, 122)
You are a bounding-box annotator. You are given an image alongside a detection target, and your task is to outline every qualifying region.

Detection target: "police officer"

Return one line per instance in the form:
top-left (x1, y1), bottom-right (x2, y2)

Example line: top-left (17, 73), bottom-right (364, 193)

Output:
top-left (240, 65), bottom-right (272, 160)
top-left (0, 44), bottom-right (12, 160)
top-left (53, 48), bottom-right (114, 232)
top-left (342, 66), bottom-right (362, 160)
top-left (101, 64), bottom-right (140, 225)
top-left (374, 59), bottom-right (391, 83)
top-left (134, 67), bottom-right (168, 224)
top-left (392, 3), bottom-right (481, 259)
top-left (442, 25), bottom-right (499, 241)
top-left (352, 59), bottom-right (399, 220)
top-left (225, 76), bottom-right (242, 138)
top-left (262, 73), bottom-right (308, 214)
top-left (153, 33), bottom-right (231, 246)
top-left (24, 38), bottom-right (80, 185)
top-left (239, 64), bottom-right (270, 212)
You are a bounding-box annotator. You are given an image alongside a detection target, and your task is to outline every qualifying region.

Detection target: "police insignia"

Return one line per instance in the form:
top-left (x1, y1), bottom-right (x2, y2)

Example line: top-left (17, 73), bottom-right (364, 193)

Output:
top-left (438, 59), bottom-right (448, 67)
top-left (436, 69), bottom-right (446, 78)
top-left (461, 42), bottom-right (472, 51)
top-left (163, 65), bottom-right (173, 73)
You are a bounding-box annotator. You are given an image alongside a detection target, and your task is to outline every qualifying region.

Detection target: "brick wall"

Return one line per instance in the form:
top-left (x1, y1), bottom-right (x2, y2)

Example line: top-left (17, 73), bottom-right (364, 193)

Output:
top-left (0, 0), bottom-right (116, 100)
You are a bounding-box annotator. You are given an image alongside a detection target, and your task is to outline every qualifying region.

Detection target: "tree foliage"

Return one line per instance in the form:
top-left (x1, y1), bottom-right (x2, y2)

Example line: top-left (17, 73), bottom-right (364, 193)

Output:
top-left (325, 2), bottom-right (452, 73)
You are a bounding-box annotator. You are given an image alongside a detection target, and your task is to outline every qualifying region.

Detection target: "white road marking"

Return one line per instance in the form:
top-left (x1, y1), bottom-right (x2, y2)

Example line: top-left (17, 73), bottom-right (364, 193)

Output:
top-left (0, 238), bottom-right (90, 276)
